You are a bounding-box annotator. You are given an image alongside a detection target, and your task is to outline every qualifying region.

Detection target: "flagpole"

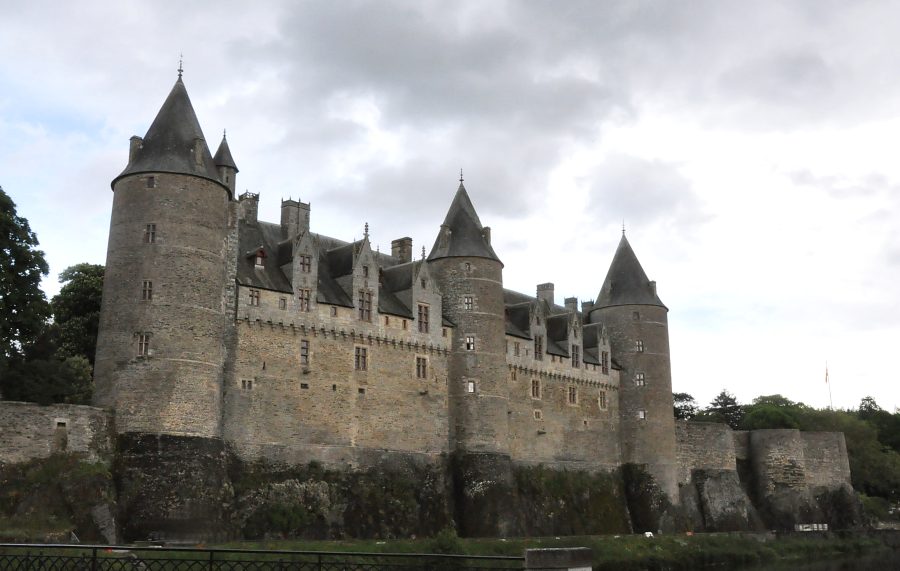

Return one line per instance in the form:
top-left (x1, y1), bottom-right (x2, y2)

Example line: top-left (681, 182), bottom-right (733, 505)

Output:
top-left (826, 361), bottom-right (833, 410)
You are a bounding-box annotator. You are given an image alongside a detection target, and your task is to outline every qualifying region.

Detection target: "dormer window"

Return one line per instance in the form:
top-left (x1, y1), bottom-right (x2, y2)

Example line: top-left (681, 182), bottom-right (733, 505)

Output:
top-left (362, 265), bottom-right (369, 278)
top-left (254, 249), bottom-right (266, 268)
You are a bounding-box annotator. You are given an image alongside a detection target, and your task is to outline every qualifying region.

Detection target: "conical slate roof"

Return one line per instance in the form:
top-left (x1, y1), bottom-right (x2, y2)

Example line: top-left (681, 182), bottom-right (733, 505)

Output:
top-left (428, 182), bottom-right (501, 264)
top-left (112, 76), bottom-right (226, 191)
top-left (213, 134), bottom-right (238, 171)
top-left (595, 235), bottom-right (666, 309)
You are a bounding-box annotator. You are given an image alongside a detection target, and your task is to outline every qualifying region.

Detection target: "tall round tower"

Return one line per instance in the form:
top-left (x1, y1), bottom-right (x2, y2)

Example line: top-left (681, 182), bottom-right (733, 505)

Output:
top-left (93, 72), bottom-right (233, 540)
top-left (427, 179), bottom-right (514, 536)
top-left (588, 235), bottom-right (678, 511)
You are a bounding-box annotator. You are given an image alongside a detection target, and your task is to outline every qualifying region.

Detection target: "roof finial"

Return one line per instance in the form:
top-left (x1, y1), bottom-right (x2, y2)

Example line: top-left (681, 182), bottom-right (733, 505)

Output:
top-left (223, 128), bottom-right (227, 140)
top-left (622, 220), bottom-right (626, 236)
top-left (177, 53), bottom-right (184, 79)
top-left (421, 245), bottom-right (426, 260)
top-left (364, 222), bottom-right (369, 238)
top-left (459, 168), bottom-right (464, 183)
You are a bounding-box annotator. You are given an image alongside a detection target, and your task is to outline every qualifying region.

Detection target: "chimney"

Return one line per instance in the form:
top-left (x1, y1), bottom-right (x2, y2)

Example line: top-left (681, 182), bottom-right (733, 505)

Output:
top-left (649, 280), bottom-right (657, 296)
top-left (564, 297), bottom-right (578, 313)
top-left (281, 199), bottom-right (300, 238)
top-left (581, 300), bottom-right (595, 315)
top-left (239, 191), bottom-right (259, 224)
top-left (536, 283), bottom-right (554, 305)
top-left (482, 226), bottom-right (491, 245)
top-left (391, 237), bottom-right (413, 263)
top-left (129, 136), bottom-right (143, 163)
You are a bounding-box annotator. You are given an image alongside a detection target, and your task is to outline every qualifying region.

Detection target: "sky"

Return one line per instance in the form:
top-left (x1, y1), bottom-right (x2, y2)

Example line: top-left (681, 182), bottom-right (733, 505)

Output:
top-left (2, 1), bottom-right (899, 412)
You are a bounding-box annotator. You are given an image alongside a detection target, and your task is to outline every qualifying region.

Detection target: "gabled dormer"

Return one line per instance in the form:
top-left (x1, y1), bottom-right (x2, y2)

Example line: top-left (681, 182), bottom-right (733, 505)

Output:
top-left (412, 256), bottom-right (442, 336)
top-left (352, 228), bottom-right (379, 323)
top-left (291, 231), bottom-right (319, 313)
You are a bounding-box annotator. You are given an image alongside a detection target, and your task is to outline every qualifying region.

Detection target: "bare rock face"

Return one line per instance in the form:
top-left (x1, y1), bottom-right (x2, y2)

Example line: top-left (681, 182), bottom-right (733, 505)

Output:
top-left (692, 469), bottom-right (763, 532)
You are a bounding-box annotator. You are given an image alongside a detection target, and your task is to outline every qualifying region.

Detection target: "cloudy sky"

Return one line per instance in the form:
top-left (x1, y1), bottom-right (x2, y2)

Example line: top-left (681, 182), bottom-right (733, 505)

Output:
top-left (3, 1), bottom-right (899, 411)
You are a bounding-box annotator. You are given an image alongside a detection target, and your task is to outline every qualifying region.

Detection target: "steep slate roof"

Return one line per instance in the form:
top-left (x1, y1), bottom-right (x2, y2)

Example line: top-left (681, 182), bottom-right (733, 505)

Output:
top-left (428, 182), bottom-right (502, 264)
top-left (113, 77), bottom-right (226, 192)
top-left (545, 314), bottom-right (570, 357)
top-left (213, 134), bottom-right (238, 171)
top-left (505, 302), bottom-right (532, 339)
top-left (236, 222), bottom-right (292, 292)
top-left (595, 235), bottom-right (666, 309)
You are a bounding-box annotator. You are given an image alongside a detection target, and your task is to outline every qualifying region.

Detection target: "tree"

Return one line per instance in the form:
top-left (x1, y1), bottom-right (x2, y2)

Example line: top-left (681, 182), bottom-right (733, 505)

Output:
top-left (673, 392), bottom-right (698, 420)
top-left (0, 186), bottom-right (50, 368)
top-left (705, 389), bottom-right (744, 429)
top-left (51, 263), bottom-right (104, 366)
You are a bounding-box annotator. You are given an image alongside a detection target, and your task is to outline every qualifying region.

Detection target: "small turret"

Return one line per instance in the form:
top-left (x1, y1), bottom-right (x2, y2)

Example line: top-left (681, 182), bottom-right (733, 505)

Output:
top-left (213, 132), bottom-right (238, 194)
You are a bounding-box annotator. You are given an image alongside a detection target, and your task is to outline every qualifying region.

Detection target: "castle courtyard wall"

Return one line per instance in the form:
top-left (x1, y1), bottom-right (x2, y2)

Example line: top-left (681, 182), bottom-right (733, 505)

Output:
top-left (802, 431), bottom-right (852, 489)
top-left (675, 420), bottom-right (737, 484)
top-left (0, 402), bottom-right (113, 465)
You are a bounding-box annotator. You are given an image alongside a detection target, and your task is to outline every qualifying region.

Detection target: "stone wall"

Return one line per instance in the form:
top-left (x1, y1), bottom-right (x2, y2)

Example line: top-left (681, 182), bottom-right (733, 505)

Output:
top-left (675, 421), bottom-right (737, 484)
top-left (0, 401), bottom-right (113, 465)
top-left (802, 432), bottom-right (852, 490)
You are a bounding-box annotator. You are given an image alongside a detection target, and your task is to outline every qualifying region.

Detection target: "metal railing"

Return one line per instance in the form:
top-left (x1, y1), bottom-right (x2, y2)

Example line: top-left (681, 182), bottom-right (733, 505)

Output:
top-left (0, 544), bottom-right (525, 570)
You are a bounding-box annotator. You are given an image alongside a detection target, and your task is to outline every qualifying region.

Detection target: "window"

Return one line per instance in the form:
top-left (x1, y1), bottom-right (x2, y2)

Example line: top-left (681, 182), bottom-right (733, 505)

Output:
top-left (514, 342), bottom-right (520, 357)
top-left (601, 351), bottom-right (609, 375)
top-left (141, 280), bottom-right (152, 301)
top-left (300, 383), bottom-right (309, 389)
top-left (300, 339), bottom-right (309, 365)
top-left (279, 297), bottom-right (287, 310)
top-left (358, 290), bottom-right (372, 321)
top-left (362, 265), bottom-right (369, 278)
top-left (633, 311), bottom-right (640, 320)
top-left (510, 369), bottom-right (517, 381)
top-left (635, 372), bottom-right (645, 387)
top-left (466, 380), bottom-right (476, 393)
top-left (418, 304), bottom-right (429, 333)
top-left (358, 388), bottom-right (366, 395)
top-left (635, 340), bottom-right (644, 352)
top-left (465, 336), bottom-right (475, 351)
top-left (442, 328), bottom-right (447, 338)
top-left (421, 279), bottom-right (427, 289)
top-left (147, 176), bottom-right (156, 188)
top-left (385, 316), bottom-right (390, 326)
top-left (637, 410), bottom-right (647, 420)
top-left (402, 319), bottom-right (407, 330)
top-left (241, 379), bottom-right (253, 390)
top-left (144, 223), bottom-right (156, 244)
top-left (298, 289), bottom-right (311, 312)
top-left (249, 289), bottom-right (260, 306)
top-left (416, 356), bottom-right (428, 379)
top-left (56, 421), bottom-right (67, 428)
top-left (534, 335), bottom-right (543, 361)
top-left (137, 333), bottom-right (150, 357)
top-left (531, 379), bottom-right (541, 399)
top-left (464, 262), bottom-right (471, 271)
top-left (463, 296), bottom-right (473, 310)
top-left (571, 344), bottom-right (580, 368)
top-left (299, 255), bottom-right (312, 273)
top-left (331, 306), bottom-right (337, 317)
top-left (598, 391), bottom-right (608, 410)
top-left (568, 386), bottom-right (578, 405)
top-left (255, 252), bottom-right (265, 267)
top-left (533, 409), bottom-right (543, 421)
top-left (354, 347), bottom-right (367, 371)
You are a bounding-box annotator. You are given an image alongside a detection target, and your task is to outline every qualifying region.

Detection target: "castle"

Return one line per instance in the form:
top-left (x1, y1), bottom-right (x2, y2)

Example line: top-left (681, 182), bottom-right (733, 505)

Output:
top-left (0, 70), bottom-right (856, 541)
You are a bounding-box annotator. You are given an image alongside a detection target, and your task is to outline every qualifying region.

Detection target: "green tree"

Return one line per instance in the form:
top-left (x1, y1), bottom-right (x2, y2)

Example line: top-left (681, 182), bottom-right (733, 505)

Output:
top-left (704, 390), bottom-right (744, 429)
top-left (0, 186), bottom-right (50, 368)
top-left (51, 263), bottom-right (104, 366)
top-left (673, 392), bottom-right (698, 420)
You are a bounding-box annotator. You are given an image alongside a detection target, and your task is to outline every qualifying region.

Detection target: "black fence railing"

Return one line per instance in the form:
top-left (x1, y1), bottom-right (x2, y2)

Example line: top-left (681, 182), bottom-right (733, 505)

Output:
top-left (0, 544), bottom-right (526, 571)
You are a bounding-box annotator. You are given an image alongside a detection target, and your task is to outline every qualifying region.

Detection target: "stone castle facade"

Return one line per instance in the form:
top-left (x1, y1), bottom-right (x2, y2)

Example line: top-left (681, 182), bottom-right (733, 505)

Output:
top-left (78, 73), bottom-right (856, 539)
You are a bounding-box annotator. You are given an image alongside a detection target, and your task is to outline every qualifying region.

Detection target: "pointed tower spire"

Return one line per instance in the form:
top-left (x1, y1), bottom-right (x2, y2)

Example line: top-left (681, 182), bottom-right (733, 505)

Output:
top-left (428, 178), bottom-right (501, 264)
top-left (595, 234), bottom-right (665, 309)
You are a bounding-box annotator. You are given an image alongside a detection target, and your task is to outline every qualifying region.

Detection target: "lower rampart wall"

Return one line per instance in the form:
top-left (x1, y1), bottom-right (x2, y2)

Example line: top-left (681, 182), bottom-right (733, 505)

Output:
top-left (675, 421), bottom-right (736, 484)
top-left (0, 401), bottom-right (113, 465)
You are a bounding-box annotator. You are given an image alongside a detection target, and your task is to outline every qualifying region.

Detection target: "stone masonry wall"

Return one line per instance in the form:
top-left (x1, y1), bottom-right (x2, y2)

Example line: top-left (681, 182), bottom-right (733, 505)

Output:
top-left (0, 402), bottom-right (113, 465)
top-left (802, 431), bottom-right (852, 490)
top-left (675, 421), bottom-right (737, 484)
top-left (749, 429), bottom-right (808, 498)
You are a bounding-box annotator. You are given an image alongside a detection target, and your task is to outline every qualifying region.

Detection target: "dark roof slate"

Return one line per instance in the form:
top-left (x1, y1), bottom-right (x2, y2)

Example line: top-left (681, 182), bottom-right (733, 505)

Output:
top-left (428, 183), bottom-right (501, 264)
top-left (595, 235), bottom-right (666, 309)
top-left (113, 78), bottom-right (226, 193)
top-left (505, 303), bottom-right (532, 339)
top-left (236, 222), bottom-right (292, 292)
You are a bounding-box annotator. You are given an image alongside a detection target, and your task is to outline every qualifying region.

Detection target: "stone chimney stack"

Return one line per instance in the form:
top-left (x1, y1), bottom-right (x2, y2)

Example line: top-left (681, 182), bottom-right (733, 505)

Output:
top-left (129, 136), bottom-right (143, 163)
top-left (537, 283), bottom-right (554, 305)
top-left (392, 237), bottom-right (413, 262)
top-left (483, 226), bottom-right (491, 245)
top-left (564, 297), bottom-right (578, 313)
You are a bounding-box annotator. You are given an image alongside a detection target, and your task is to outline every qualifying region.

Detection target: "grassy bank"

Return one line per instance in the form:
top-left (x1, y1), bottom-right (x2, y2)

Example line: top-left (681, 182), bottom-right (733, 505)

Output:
top-left (217, 531), bottom-right (890, 570)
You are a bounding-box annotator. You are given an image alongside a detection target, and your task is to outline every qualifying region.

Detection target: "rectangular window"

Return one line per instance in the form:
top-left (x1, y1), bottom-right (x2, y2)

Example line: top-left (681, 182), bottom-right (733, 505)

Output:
top-left (146, 176), bottom-right (156, 188)
top-left (635, 372), bottom-right (646, 387)
top-left (598, 391), bottom-right (608, 410)
top-left (418, 304), bottom-right (429, 333)
top-left (241, 379), bottom-right (253, 390)
top-left (141, 280), bottom-right (153, 301)
top-left (601, 351), bottom-right (609, 374)
top-left (331, 306), bottom-right (337, 316)
top-left (465, 336), bottom-right (475, 351)
top-left (137, 333), bottom-right (150, 356)
top-left (533, 409), bottom-right (543, 421)
top-left (571, 344), bottom-right (580, 368)
top-left (279, 297), bottom-right (287, 310)
top-left (416, 356), bottom-right (428, 379)
top-left (531, 379), bottom-right (541, 399)
top-left (358, 290), bottom-right (372, 321)
top-left (514, 342), bottom-right (520, 357)
top-left (355, 347), bottom-right (367, 371)
top-left (466, 380), bottom-right (476, 393)
top-left (635, 340), bottom-right (644, 352)
top-left (299, 254), bottom-right (312, 273)
top-left (534, 335), bottom-right (543, 360)
top-left (144, 223), bottom-right (156, 244)
top-left (442, 328), bottom-right (447, 338)
top-left (300, 383), bottom-right (309, 389)
top-left (402, 319), bottom-right (407, 330)
top-left (464, 296), bottom-right (473, 310)
top-left (362, 265), bottom-right (369, 278)
top-left (300, 339), bottom-right (309, 365)
top-left (510, 369), bottom-right (517, 381)
top-left (249, 289), bottom-right (260, 306)
top-left (568, 386), bottom-right (578, 405)
top-left (638, 410), bottom-right (647, 420)
top-left (298, 289), bottom-right (311, 312)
